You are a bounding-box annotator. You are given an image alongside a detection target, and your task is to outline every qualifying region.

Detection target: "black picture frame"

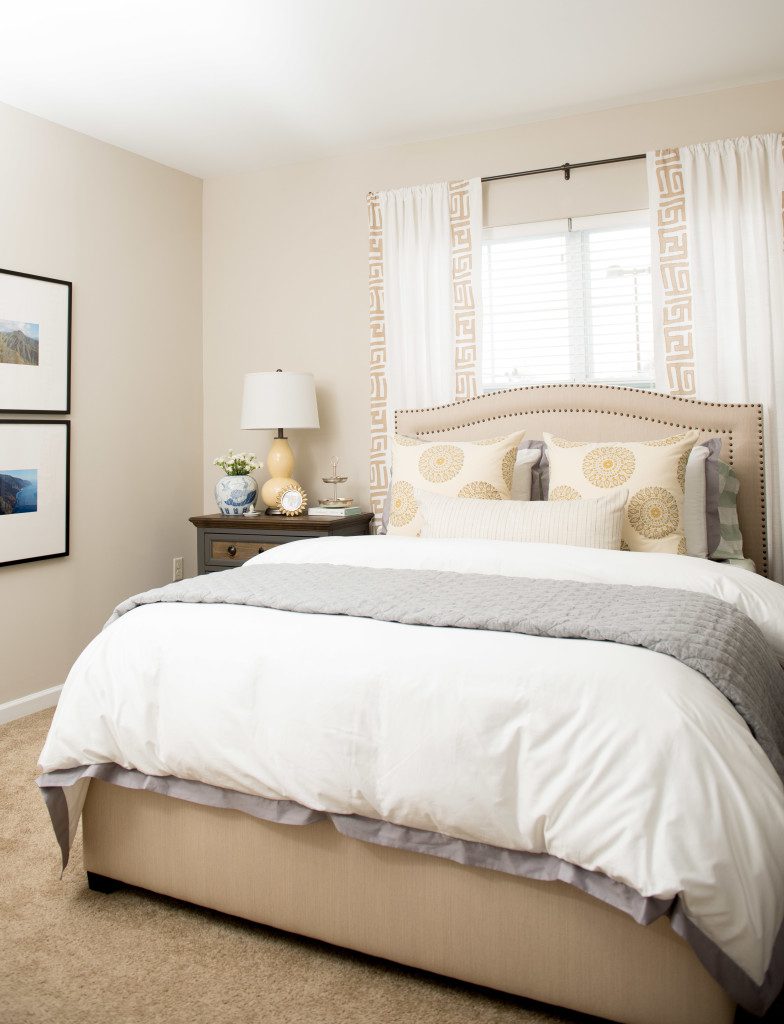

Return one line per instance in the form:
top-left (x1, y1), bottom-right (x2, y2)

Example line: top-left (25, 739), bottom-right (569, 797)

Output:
top-left (0, 419), bottom-right (70, 568)
top-left (0, 267), bottom-right (72, 414)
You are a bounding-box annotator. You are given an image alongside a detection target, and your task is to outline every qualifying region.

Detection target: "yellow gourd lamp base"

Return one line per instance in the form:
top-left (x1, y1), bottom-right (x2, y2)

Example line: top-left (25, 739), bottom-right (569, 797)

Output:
top-left (261, 435), bottom-right (299, 510)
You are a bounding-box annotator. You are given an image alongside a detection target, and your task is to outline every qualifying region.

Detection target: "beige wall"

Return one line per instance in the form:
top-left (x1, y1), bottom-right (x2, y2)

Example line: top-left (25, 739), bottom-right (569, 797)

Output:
top-left (203, 78), bottom-right (784, 514)
top-left (0, 102), bottom-right (203, 706)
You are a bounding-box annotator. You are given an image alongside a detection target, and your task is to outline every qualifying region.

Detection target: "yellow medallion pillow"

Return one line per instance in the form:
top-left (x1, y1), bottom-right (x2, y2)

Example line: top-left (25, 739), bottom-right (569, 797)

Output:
top-left (543, 430), bottom-right (699, 554)
top-left (388, 430), bottom-right (525, 537)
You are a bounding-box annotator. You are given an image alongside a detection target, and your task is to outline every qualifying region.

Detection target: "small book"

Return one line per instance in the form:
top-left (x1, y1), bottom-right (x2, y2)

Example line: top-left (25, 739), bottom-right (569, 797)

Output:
top-left (308, 506), bottom-right (362, 517)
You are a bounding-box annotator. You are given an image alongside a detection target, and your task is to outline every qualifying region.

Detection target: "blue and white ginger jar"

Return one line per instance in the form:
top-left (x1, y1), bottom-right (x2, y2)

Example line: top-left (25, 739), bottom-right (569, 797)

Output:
top-left (215, 474), bottom-right (258, 516)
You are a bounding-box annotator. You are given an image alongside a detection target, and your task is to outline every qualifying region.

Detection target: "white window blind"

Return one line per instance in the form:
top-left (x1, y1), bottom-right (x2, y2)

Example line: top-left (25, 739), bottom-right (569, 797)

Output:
top-left (481, 211), bottom-right (654, 390)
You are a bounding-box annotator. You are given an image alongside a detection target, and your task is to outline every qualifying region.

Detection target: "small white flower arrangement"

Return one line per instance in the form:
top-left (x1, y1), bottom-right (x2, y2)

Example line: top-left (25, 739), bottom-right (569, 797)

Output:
top-left (213, 450), bottom-right (262, 476)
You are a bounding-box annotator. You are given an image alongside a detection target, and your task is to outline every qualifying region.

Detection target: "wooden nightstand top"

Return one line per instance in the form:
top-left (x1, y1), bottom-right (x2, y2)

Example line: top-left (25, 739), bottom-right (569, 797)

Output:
top-left (189, 512), bottom-right (374, 532)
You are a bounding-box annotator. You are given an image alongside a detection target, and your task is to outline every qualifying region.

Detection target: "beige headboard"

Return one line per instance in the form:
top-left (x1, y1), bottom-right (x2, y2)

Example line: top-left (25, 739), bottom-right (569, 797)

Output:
top-left (396, 384), bottom-right (768, 576)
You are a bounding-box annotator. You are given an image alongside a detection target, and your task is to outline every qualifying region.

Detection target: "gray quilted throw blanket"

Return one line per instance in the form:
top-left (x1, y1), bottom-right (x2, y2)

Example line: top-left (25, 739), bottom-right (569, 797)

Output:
top-left (108, 563), bottom-right (784, 783)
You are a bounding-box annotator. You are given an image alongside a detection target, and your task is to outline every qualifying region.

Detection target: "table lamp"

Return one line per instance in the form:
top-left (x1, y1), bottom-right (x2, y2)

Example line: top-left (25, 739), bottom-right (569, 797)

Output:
top-left (241, 370), bottom-right (320, 511)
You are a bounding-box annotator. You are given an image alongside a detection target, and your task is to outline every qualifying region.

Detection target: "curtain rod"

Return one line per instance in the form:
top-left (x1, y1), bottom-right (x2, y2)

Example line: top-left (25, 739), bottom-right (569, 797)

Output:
top-left (482, 153), bottom-right (646, 184)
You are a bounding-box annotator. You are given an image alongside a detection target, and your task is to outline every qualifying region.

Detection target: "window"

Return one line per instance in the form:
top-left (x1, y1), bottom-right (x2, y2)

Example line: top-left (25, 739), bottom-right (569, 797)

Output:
top-left (481, 211), bottom-right (654, 391)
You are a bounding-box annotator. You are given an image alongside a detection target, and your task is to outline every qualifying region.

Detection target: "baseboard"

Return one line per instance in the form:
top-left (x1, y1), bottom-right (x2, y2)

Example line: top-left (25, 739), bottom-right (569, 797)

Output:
top-left (0, 684), bottom-right (62, 726)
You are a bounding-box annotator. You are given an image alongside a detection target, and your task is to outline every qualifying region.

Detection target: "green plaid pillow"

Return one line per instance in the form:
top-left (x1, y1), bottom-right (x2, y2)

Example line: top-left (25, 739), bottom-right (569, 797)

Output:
top-left (709, 460), bottom-right (745, 561)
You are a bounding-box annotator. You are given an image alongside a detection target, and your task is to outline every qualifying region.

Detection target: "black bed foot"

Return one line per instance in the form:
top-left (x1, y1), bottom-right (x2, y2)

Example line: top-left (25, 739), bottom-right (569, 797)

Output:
top-left (86, 871), bottom-right (124, 893)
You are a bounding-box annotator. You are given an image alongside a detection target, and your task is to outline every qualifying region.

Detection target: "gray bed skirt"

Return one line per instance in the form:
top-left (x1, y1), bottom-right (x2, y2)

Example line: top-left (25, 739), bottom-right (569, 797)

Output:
top-left (37, 763), bottom-right (784, 1015)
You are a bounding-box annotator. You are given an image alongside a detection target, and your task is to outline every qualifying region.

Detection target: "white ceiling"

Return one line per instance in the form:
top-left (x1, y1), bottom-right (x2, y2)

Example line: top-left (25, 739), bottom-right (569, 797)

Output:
top-left (0, 0), bottom-right (782, 178)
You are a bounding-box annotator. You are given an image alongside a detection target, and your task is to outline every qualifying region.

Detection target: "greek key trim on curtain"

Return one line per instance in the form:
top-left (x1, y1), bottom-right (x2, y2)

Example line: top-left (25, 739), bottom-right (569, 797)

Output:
top-left (367, 179), bottom-right (482, 522)
top-left (367, 191), bottom-right (388, 520)
top-left (648, 149), bottom-right (697, 396)
top-left (448, 179), bottom-right (480, 403)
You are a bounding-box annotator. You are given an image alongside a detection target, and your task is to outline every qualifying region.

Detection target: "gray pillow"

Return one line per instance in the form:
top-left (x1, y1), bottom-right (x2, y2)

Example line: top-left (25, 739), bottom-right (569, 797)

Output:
top-left (521, 439), bottom-right (545, 500)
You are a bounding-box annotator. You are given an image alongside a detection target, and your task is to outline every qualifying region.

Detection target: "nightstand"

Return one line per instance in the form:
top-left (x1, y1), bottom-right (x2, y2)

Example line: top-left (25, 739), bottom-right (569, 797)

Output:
top-left (189, 512), bottom-right (375, 574)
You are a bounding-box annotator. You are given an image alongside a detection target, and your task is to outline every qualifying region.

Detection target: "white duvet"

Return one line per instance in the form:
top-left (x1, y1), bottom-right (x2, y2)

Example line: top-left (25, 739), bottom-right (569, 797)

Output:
top-left (40, 536), bottom-right (784, 988)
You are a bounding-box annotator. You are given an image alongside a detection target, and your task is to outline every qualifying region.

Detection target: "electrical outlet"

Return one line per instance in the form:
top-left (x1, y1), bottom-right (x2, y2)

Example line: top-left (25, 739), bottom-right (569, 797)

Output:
top-left (173, 556), bottom-right (184, 582)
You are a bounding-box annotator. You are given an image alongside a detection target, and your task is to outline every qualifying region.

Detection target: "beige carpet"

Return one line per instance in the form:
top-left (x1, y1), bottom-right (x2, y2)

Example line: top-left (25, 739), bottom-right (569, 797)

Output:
top-left (0, 709), bottom-right (599, 1024)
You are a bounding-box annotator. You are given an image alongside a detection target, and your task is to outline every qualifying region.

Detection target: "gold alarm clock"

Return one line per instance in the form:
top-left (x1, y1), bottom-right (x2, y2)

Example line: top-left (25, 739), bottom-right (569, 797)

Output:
top-left (275, 483), bottom-right (308, 517)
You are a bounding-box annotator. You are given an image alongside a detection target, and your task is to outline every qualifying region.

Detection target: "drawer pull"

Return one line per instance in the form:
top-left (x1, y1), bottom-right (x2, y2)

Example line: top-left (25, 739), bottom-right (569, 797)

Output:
top-left (227, 545), bottom-right (237, 557)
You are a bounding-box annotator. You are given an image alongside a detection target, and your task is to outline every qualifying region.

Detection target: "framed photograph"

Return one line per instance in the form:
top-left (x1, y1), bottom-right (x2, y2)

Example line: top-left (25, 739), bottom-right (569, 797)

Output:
top-left (0, 421), bottom-right (70, 567)
top-left (0, 268), bottom-right (72, 413)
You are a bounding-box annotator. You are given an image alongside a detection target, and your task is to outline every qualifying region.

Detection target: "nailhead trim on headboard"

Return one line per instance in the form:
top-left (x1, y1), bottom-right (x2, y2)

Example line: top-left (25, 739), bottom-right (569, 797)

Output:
top-left (394, 381), bottom-right (762, 416)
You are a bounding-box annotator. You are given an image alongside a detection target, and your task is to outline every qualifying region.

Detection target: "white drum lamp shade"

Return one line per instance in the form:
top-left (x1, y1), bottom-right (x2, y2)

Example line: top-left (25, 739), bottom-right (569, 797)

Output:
top-left (241, 371), bottom-right (319, 431)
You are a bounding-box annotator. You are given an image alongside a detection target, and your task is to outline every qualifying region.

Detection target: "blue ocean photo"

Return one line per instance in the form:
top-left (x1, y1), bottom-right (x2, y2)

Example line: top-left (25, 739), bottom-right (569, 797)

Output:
top-left (0, 469), bottom-right (38, 514)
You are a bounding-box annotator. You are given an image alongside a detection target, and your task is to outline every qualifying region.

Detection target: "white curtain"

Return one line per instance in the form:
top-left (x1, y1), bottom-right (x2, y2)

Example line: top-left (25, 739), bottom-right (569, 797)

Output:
top-left (648, 134), bottom-right (784, 580)
top-left (380, 183), bottom-right (455, 410)
top-left (367, 179), bottom-right (482, 519)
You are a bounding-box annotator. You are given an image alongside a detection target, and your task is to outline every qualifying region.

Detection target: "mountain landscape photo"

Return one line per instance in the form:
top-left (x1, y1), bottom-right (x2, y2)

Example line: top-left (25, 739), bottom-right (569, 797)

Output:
top-left (0, 470), bottom-right (38, 514)
top-left (0, 320), bottom-right (40, 366)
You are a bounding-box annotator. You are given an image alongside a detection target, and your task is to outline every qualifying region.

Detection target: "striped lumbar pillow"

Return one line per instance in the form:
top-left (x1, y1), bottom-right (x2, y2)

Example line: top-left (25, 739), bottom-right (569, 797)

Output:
top-left (416, 488), bottom-right (627, 549)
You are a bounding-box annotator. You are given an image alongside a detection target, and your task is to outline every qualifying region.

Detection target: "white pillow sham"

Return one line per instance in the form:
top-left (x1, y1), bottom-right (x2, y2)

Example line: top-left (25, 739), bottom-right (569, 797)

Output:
top-left (417, 488), bottom-right (627, 549)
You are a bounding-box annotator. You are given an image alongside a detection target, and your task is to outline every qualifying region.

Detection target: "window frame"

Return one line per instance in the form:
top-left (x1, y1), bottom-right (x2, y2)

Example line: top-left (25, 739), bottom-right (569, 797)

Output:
top-left (480, 209), bottom-right (655, 393)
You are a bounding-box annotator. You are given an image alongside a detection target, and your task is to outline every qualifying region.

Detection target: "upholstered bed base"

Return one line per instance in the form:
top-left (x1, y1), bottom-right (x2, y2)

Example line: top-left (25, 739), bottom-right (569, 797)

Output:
top-left (82, 780), bottom-right (735, 1024)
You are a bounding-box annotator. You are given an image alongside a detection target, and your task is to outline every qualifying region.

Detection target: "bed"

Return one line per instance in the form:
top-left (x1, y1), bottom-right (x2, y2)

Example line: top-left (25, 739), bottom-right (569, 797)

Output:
top-left (37, 385), bottom-right (784, 1024)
